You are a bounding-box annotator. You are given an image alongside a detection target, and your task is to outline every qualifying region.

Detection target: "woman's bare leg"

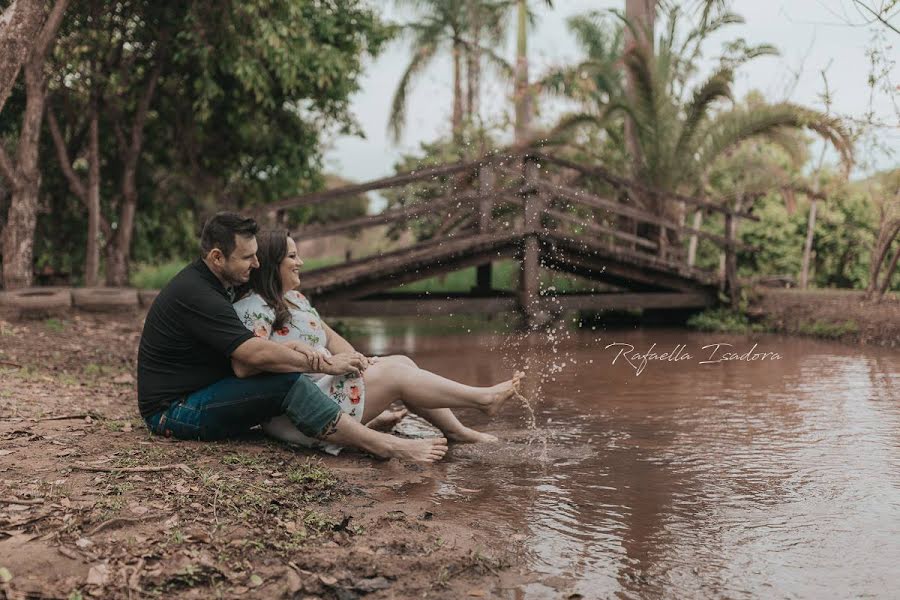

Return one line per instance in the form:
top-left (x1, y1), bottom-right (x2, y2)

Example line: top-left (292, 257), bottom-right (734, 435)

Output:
top-left (365, 407), bottom-right (408, 431)
top-left (360, 356), bottom-right (522, 439)
top-left (321, 413), bottom-right (448, 463)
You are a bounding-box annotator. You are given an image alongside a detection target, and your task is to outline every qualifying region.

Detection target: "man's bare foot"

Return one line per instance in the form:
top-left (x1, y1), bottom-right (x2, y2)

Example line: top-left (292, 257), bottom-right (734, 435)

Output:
top-left (385, 436), bottom-right (448, 463)
top-left (366, 408), bottom-right (408, 431)
top-left (446, 427), bottom-right (499, 444)
top-left (482, 371), bottom-right (525, 417)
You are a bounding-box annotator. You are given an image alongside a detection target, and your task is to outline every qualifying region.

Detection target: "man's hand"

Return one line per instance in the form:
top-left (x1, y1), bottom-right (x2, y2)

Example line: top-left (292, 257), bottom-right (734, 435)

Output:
top-left (283, 341), bottom-right (333, 372)
top-left (321, 352), bottom-right (368, 376)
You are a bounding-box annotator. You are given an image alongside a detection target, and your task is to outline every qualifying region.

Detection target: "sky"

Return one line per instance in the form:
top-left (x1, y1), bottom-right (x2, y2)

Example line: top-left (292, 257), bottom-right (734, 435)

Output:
top-left (322, 1), bottom-right (899, 186)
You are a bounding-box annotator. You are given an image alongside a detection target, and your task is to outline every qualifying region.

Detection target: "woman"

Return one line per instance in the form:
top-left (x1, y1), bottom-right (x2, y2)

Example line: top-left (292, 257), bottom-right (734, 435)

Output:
top-left (233, 230), bottom-right (523, 460)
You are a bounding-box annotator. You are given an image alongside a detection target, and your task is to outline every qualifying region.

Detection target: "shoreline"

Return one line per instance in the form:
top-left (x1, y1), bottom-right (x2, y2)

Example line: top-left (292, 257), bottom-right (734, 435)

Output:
top-left (746, 287), bottom-right (900, 348)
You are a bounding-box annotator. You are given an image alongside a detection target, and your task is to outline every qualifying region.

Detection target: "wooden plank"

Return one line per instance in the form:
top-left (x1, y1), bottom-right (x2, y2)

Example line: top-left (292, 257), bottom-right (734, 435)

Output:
top-left (541, 245), bottom-right (710, 294)
top-left (531, 152), bottom-right (760, 221)
top-left (292, 191), bottom-right (483, 239)
top-left (255, 153), bottom-right (531, 214)
top-left (543, 231), bottom-right (719, 287)
top-left (545, 207), bottom-right (659, 251)
top-left (533, 179), bottom-right (753, 251)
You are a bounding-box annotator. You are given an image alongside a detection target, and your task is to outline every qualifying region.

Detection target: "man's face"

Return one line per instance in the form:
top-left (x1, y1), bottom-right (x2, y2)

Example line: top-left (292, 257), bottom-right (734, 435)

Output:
top-left (219, 235), bottom-right (259, 286)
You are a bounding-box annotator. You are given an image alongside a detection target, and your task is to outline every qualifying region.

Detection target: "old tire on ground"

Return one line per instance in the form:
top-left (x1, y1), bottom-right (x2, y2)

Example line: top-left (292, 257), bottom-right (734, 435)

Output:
top-left (0, 287), bottom-right (73, 310)
top-left (138, 290), bottom-right (160, 307)
top-left (72, 287), bottom-right (139, 311)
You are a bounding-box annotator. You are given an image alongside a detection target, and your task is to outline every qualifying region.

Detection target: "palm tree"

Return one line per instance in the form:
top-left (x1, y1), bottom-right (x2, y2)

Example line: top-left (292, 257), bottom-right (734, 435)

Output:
top-left (388, 0), bottom-right (511, 143)
top-left (548, 8), bottom-right (853, 250)
top-left (511, 0), bottom-right (553, 143)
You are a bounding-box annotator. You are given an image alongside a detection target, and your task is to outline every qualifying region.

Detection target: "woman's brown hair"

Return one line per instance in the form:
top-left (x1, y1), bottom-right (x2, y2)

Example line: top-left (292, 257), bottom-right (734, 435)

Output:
top-left (248, 229), bottom-right (295, 331)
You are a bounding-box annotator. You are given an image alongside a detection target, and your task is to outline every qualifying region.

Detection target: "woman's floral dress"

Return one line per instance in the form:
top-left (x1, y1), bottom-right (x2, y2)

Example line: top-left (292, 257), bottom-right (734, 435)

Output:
top-left (233, 290), bottom-right (365, 455)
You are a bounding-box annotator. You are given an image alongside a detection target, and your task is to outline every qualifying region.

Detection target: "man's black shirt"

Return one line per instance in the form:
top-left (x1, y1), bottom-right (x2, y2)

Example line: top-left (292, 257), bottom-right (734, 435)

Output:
top-left (137, 259), bottom-right (255, 418)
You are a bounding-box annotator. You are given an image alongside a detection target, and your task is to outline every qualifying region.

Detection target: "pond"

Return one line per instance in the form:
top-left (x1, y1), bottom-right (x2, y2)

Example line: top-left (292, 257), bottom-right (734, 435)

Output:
top-left (350, 317), bottom-right (900, 599)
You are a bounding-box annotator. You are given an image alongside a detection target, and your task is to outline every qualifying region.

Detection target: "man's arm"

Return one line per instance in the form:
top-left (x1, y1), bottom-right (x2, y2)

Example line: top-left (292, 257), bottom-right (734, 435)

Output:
top-left (230, 338), bottom-right (327, 377)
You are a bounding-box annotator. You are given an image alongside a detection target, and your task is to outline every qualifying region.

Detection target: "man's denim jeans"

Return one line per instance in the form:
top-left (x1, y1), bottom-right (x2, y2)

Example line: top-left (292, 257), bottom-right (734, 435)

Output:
top-left (144, 373), bottom-right (341, 441)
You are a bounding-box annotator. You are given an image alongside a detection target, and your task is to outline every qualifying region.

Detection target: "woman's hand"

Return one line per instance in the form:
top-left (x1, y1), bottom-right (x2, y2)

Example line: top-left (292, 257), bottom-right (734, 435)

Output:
top-left (321, 352), bottom-right (368, 376)
top-left (283, 340), bottom-right (333, 372)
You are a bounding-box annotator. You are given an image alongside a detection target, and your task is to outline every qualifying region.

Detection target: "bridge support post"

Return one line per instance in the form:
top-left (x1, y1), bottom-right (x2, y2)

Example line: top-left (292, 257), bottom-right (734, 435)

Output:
top-left (724, 211), bottom-right (739, 307)
top-left (474, 165), bottom-right (495, 294)
top-left (520, 157), bottom-right (545, 328)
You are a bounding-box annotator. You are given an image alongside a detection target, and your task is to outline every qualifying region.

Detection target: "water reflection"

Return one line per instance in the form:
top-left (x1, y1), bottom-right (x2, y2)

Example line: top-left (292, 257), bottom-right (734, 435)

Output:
top-left (352, 319), bottom-right (900, 599)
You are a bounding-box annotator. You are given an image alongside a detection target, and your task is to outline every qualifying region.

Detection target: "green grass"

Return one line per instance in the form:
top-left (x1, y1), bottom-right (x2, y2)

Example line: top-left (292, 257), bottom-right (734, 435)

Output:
top-left (686, 307), bottom-right (769, 334)
top-left (797, 319), bottom-right (858, 339)
top-left (130, 260), bottom-right (189, 290)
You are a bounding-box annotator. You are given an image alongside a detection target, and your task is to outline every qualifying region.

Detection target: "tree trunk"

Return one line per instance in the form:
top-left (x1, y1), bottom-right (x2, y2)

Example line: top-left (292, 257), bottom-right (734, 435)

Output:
top-left (2, 60), bottom-right (47, 289)
top-left (0, 0), bottom-right (44, 117)
top-left (106, 63), bottom-right (162, 286)
top-left (0, 0), bottom-right (68, 290)
top-left (451, 39), bottom-right (463, 140)
top-left (687, 208), bottom-right (702, 266)
top-left (623, 0), bottom-right (655, 171)
top-left (513, 0), bottom-right (531, 145)
top-left (84, 107), bottom-right (100, 286)
top-left (800, 198), bottom-right (818, 289)
top-left (876, 240), bottom-right (900, 300)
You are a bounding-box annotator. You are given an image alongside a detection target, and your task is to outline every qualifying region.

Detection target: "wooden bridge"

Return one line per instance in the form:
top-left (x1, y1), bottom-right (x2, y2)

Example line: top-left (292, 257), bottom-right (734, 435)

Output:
top-left (256, 151), bottom-right (757, 326)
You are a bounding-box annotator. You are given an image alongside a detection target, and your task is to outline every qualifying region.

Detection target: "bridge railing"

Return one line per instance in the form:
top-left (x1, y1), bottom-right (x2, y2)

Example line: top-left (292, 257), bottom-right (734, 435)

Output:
top-left (252, 150), bottom-right (757, 305)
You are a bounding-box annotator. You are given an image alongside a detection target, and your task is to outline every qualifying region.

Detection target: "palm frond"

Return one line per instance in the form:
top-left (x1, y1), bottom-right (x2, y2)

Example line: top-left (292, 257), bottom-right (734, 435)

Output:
top-left (674, 67), bottom-right (733, 161)
top-left (697, 103), bottom-right (854, 175)
top-left (388, 42), bottom-right (439, 142)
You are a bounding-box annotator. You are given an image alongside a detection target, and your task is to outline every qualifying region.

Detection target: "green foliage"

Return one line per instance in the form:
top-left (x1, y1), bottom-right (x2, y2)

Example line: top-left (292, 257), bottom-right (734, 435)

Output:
top-left (686, 307), bottom-right (768, 334)
top-left (130, 260), bottom-right (189, 290)
top-left (4, 0), bottom-right (390, 283)
top-left (797, 319), bottom-right (858, 339)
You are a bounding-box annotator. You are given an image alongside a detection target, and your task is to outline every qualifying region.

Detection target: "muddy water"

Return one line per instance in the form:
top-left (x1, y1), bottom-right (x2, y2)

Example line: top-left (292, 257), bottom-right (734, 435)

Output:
top-left (352, 320), bottom-right (900, 599)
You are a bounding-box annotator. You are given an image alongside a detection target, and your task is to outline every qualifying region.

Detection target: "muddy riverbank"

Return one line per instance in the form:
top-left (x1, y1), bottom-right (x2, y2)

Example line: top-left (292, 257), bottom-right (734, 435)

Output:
top-left (0, 311), bottom-right (516, 599)
top-left (748, 287), bottom-right (900, 347)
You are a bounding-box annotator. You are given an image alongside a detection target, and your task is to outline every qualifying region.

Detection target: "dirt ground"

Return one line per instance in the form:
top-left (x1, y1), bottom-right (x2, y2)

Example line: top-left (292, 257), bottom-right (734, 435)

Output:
top-left (748, 287), bottom-right (900, 348)
top-left (0, 309), bottom-right (520, 600)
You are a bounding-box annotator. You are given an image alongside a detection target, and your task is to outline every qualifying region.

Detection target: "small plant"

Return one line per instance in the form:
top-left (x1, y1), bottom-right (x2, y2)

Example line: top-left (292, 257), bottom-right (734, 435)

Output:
top-left (44, 318), bottom-right (66, 332)
top-left (686, 308), bottom-right (768, 334)
top-left (797, 319), bottom-right (858, 339)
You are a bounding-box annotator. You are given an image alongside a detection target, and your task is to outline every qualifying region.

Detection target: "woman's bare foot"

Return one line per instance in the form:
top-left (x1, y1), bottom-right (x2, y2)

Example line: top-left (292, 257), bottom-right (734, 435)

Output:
top-left (366, 408), bottom-right (408, 431)
top-left (481, 371), bottom-right (525, 417)
top-left (446, 426), bottom-right (499, 444)
top-left (384, 436), bottom-right (448, 463)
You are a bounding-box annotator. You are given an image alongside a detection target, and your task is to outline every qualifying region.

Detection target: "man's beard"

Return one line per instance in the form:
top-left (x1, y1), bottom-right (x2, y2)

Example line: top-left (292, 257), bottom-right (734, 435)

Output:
top-left (221, 267), bottom-right (249, 287)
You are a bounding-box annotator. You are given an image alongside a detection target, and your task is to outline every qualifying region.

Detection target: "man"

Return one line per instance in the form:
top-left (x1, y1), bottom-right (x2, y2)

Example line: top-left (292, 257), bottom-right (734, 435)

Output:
top-left (137, 212), bottom-right (367, 442)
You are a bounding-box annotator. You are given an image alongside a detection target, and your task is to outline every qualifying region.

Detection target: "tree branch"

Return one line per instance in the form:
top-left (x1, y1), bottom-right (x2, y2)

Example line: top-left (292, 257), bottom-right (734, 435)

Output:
top-left (852, 0), bottom-right (900, 35)
top-left (47, 107), bottom-right (87, 200)
top-left (0, 144), bottom-right (19, 189)
top-left (30, 0), bottom-right (68, 63)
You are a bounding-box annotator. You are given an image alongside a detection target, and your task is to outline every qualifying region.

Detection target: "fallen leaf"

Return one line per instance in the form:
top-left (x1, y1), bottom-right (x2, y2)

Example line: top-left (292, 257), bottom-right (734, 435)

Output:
top-left (467, 590), bottom-right (485, 598)
top-left (75, 538), bottom-right (93, 549)
top-left (248, 574), bottom-right (263, 588)
top-left (319, 574), bottom-right (337, 586)
top-left (112, 373), bottom-right (134, 385)
top-left (0, 567), bottom-right (12, 583)
top-left (0, 449), bottom-right (15, 456)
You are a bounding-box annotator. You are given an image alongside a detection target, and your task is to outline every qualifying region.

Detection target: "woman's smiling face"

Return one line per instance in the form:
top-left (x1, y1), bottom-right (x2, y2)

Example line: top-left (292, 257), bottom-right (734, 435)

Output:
top-left (279, 236), bottom-right (303, 290)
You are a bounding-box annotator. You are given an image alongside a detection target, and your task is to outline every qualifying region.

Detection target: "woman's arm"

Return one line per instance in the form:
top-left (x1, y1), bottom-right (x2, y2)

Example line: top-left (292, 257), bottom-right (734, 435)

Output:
top-left (322, 321), bottom-right (356, 355)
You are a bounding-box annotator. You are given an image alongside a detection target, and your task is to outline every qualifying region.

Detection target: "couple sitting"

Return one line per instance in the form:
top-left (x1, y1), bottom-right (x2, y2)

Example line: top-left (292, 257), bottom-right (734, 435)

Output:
top-left (137, 212), bottom-right (523, 463)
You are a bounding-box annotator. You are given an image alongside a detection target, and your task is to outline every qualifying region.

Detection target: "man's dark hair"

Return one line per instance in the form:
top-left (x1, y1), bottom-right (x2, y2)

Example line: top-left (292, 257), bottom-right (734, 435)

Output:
top-left (200, 212), bottom-right (259, 258)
